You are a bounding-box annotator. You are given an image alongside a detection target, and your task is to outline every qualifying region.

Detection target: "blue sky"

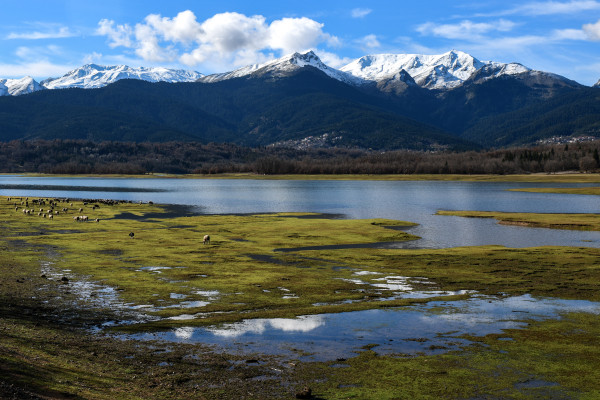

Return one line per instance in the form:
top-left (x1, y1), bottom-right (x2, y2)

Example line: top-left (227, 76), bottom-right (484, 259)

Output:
top-left (2, 0), bottom-right (600, 85)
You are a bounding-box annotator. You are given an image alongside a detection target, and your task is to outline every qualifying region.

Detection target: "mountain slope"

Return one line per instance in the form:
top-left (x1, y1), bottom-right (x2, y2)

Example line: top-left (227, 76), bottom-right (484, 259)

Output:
top-left (0, 67), bottom-right (473, 150)
top-left (462, 87), bottom-right (600, 147)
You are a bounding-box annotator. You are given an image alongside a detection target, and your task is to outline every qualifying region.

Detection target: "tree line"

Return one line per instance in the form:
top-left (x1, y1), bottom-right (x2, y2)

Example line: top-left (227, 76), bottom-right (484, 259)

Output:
top-left (0, 139), bottom-right (598, 175)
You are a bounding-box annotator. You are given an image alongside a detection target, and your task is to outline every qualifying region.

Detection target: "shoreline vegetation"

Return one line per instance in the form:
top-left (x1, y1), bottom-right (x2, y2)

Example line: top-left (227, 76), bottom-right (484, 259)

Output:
top-left (2, 139), bottom-right (600, 176)
top-left (5, 172), bottom-right (600, 184)
top-left (2, 195), bottom-right (600, 398)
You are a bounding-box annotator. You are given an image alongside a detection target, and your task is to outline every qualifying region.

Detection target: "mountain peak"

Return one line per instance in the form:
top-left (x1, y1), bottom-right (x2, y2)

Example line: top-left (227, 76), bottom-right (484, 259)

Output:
top-left (200, 50), bottom-right (361, 85)
top-left (0, 76), bottom-right (43, 96)
top-left (340, 50), bottom-right (488, 89)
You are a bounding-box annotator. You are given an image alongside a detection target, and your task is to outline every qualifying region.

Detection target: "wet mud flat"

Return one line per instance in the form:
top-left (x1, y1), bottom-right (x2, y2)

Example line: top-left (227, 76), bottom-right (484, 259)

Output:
top-left (0, 252), bottom-right (319, 400)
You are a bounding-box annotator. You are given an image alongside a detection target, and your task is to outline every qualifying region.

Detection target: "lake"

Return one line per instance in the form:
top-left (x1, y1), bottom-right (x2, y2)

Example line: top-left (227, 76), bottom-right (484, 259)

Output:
top-left (2, 175), bottom-right (600, 248)
top-left (3, 175), bottom-right (600, 360)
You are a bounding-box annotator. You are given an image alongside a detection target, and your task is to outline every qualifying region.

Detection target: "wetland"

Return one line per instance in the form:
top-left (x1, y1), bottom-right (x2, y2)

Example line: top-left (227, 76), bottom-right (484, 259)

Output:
top-left (1, 175), bottom-right (600, 399)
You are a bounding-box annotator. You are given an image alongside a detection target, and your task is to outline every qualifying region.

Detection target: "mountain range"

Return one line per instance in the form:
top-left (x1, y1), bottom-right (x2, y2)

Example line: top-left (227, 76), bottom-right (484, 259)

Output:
top-left (0, 50), bottom-right (598, 150)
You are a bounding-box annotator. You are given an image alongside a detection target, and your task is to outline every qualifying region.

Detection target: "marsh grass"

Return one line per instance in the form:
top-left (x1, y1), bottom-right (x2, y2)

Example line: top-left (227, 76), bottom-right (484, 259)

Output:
top-left (437, 209), bottom-right (600, 231)
top-left (2, 195), bottom-right (600, 398)
top-left (510, 186), bottom-right (600, 195)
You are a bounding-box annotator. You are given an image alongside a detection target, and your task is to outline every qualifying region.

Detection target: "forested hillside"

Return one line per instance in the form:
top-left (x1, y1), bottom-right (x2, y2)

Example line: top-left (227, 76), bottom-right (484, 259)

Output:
top-left (1, 139), bottom-right (598, 175)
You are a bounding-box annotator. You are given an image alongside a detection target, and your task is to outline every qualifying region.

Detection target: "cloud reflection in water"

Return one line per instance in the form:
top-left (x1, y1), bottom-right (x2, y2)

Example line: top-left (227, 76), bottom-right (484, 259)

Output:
top-left (208, 315), bottom-right (325, 338)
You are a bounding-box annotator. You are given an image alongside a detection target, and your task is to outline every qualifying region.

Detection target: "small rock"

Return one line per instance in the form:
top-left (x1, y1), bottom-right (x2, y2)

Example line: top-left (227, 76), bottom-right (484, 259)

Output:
top-left (61, 276), bottom-right (69, 283)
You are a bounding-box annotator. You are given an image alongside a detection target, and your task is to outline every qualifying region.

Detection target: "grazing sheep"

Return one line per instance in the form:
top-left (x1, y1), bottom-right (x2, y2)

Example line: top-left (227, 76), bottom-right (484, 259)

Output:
top-left (49, 214), bottom-right (53, 220)
top-left (203, 235), bottom-right (210, 245)
top-left (129, 232), bottom-right (135, 239)
top-left (95, 218), bottom-right (100, 223)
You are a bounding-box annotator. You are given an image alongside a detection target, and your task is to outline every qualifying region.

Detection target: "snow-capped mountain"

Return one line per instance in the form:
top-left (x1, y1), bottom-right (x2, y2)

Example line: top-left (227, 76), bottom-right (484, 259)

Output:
top-left (0, 50), bottom-right (582, 97)
top-left (340, 50), bottom-right (530, 90)
top-left (200, 49), bottom-right (539, 91)
top-left (0, 76), bottom-right (44, 96)
top-left (594, 79), bottom-right (600, 88)
top-left (199, 51), bottom-right (362, 86)
top-left (41, 64), bottom-right (204, 90)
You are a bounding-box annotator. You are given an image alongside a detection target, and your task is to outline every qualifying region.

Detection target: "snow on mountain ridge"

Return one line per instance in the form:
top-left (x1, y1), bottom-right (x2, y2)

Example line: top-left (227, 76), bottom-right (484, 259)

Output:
top-left (0, 50), bottom-right (582, 96)
top-left (199, 51), bottom-right (362, 85)
top-left (41, 64), bottom-right (204, 90)
top-left (340, 50), bottom-right (491, 89)
top-left (0, 76), bottom-right (44, 96)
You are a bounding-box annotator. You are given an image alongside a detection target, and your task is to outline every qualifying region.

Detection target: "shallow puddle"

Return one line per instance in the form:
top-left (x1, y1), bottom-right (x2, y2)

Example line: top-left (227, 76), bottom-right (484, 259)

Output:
top-left (122, 294), bottom-right (600, 362)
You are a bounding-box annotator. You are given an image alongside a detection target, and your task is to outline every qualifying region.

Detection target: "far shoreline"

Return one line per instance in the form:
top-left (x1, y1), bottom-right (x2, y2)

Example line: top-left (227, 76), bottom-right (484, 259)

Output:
top-left (3, 171), bottom-right (600, 183)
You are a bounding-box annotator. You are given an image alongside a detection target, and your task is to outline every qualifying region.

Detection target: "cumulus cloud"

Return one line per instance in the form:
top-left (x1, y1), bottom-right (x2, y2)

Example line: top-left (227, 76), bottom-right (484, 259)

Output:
top-left (269, 17), bottom-right (328, 53)
top-left (351, 8), bottom-right (372, 18)
top-left (96, 10), bottom-right (338, 68)
top-left (97, 19), bottom-right (134, 48)
top-left (417, 19), bottom-right (516, 40)
top-left (583, 19), bottom-right (600, 40)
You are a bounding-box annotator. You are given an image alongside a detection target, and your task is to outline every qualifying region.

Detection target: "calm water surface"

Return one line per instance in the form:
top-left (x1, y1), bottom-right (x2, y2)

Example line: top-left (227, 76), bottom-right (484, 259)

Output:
top-left (2, 175), bottom-right (599, 248)
top-left (126, 295), bottom-right (600, 361)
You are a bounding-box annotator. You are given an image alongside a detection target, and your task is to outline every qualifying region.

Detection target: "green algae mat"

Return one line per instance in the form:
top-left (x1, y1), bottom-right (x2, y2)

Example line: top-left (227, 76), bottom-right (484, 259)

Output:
top-left (2, 195), bottom-right (600, 399)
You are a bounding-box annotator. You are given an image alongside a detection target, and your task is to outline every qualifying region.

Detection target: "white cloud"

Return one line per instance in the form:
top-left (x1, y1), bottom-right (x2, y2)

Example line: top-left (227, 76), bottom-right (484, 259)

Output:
top-left (552, 28), bottom-right (588, 40)
top-left (583, 19), bottom-right (600, 40)
top-left (512, 0), bottom-right (600, 15)
top-left (0, 60), bottom-right (74, 79)
top-left (417, 19), bottom-right (516, 40)
top-left (82, 52), bottom-right (103, 65)
top-left (316, 50), bottom-right (353, 68)
top-left (269, 17), bottom-right (329, 53)
top-left (357, 34), bottom-right (381, 49)
top-left (143, 10), bottom-right (203, 44)
top-left (476, 0), bottom-right (600, 16)
top-left (6, 25), bottom-right (75, 40)
top-left (96, 11), bottom-right (337, 68)
top-left (134, 23), bottom-right (176, 62)
top-left (97, 19), bottom-right (133, 48)
top-left (351, 8), bottom-right (372, 18)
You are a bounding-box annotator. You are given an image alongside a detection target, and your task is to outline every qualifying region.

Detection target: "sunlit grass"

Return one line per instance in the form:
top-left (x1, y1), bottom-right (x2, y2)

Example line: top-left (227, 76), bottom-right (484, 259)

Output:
top-left (437, 209), bottom-right (600, 231)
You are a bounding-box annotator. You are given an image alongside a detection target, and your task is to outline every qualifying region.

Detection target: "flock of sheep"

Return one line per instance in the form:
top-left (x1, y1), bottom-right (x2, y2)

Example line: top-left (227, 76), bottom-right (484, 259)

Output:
top-left (7, 196), bottom-right (212, 244)
top-left (8, 196), bottom-right (104, 223)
